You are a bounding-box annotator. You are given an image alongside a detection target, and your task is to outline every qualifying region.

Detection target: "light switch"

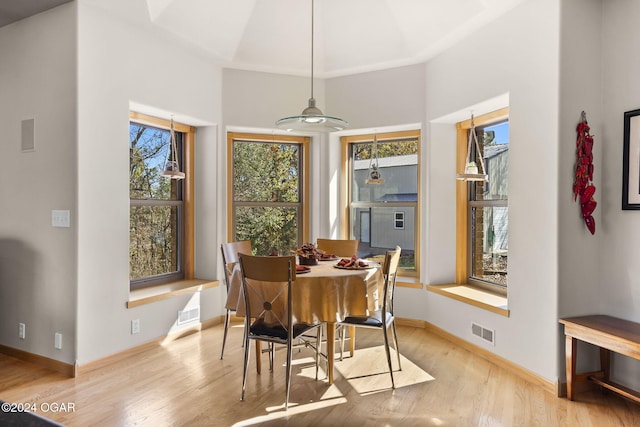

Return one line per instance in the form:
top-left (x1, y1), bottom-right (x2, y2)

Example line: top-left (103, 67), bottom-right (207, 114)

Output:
top-left (51, 210), bottom-right (71, 228)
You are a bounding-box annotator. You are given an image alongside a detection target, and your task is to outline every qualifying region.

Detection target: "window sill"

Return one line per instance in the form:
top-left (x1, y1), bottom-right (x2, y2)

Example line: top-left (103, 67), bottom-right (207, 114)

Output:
top-left (427, 283), bottom-right (509, 317)
top-left (127, 279), bottom-right (219, 308)
top-left (397, 277), bottom-right (423, 289)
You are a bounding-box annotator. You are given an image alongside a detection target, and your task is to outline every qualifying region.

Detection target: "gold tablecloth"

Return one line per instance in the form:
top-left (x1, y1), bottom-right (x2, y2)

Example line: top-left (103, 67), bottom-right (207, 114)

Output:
top-left (226, 261), bottom-right (382, 325)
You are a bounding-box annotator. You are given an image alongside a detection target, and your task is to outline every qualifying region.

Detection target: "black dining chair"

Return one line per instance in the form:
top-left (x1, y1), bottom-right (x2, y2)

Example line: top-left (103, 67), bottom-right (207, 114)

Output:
top-left (339, 246), bottom-right (402, 388)
top-left (238, 253), bottom-right (323, 409)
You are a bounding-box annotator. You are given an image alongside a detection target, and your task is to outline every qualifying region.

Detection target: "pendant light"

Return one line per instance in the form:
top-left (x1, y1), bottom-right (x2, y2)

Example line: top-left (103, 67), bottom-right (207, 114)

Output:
top-left (365, 132), bottom-right (384, 184)
top-left (275, 0), bottom-right (348, 132)
top-left (456, 114), bottom-right (488, 182)
top-left (161, 116), bottom-right (185, 180)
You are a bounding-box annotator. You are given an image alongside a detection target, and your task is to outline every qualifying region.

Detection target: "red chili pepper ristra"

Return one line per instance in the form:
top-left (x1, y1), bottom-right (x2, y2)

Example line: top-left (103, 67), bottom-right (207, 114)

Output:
top-left (573, 113), bottom-right (596, 235)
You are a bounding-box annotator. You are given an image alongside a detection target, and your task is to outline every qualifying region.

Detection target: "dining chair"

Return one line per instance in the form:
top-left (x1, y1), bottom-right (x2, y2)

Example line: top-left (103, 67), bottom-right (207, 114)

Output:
top-left (238, 253), bottom-right (323, 409)
top-left (220, 240), bottom-right (252, 360)
top-left (316, 238), bottom-right (359, 258)
top-left (339, 246), bottom-right (402, 388)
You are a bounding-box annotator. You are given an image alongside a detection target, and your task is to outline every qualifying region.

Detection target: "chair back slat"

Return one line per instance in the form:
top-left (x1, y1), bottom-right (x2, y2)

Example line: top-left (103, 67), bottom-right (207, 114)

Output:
top-left (316, 238), bottom-right (359, 257)
top-left (221, 240), bottom-right (252, 266)
top-left (220, 240), bottom-right (252, 292)
top-left (238, 254), bottom-right (296, 329)
top-left (382, 246), bottom-right (401, 315)
top-left (238, 254), bottom-right (296, 282)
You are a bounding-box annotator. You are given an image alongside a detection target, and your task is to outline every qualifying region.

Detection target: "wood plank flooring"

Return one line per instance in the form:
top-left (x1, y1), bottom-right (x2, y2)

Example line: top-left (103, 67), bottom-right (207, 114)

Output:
top-left (1, 322), bottom-right (640, 426)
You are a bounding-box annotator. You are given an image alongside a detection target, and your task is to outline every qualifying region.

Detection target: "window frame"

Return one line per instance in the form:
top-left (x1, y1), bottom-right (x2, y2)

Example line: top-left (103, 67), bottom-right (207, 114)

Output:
top-left (129, 112), bottom-right (195, 290)
top-left (226, 132), bottom-right (310, 250)
top-left (341, 129), bottom-right (421, 278)
top-left (456, 108), bottom-right (509, 295)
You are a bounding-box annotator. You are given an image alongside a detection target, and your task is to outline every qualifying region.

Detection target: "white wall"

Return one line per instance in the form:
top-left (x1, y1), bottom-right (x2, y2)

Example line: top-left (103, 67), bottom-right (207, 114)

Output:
top-left (4, 0), bottom-right (639, 390)
top-left (558, 0), bottom-right (603, 317)
top-left (222, 64), bottom-right (426, 243)
top-left (556, 0), bottom-right (604, 378)
top-left (424, 0), bottom-right (561, 382)
top-left (599, 0), bottom-right (640, 390)
top-left (223, 0), bottom-right (564, 386)
top-left (76, 0), bottom-right (222, 364)
top-left (0, 4), bottom-right (78, 363)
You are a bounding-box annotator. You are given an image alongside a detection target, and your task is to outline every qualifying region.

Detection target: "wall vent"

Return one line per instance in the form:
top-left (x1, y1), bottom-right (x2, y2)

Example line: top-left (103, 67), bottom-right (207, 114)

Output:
top-left (177, 306), bottom-right (200, 325)
top-left (471, 322), bottom-right (495, 345)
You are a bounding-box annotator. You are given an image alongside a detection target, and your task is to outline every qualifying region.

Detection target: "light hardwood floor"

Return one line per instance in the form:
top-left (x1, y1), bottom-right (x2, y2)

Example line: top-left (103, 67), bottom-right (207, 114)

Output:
top-left (1, 322), bottom-right (640, 426)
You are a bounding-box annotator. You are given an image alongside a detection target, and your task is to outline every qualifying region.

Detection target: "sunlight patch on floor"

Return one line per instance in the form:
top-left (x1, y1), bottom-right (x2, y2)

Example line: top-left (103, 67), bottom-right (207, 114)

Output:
top-left (334, 345), bottom-right (434, 394)
top-left (231, 397), bottom-right (348, 426)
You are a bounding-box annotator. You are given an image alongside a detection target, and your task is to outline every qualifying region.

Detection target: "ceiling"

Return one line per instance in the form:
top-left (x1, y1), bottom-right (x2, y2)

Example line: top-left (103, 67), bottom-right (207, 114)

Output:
top-left (1, 0), bottom-right (524, 78)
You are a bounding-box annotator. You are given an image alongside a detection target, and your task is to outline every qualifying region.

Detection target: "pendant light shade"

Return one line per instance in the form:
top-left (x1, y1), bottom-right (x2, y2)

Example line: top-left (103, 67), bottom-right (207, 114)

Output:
top-left (365, 132), bottom-right (384, 184)
top-left (456, 114), bottom-right (488, 182)
top-left (275, 0), bottom-right (348, 132)
top-left (161, 116), bottom-right (185, 180)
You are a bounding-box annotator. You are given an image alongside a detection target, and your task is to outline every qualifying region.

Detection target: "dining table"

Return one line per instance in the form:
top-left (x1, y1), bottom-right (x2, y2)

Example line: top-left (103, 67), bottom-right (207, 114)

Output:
top-left (225, 258), bottom-right (384, 384)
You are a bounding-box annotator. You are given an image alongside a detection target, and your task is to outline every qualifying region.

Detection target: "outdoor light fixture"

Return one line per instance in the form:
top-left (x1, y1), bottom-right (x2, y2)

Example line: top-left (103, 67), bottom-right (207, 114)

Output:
top-left (161, 116), bottom-right (185, 180)
top-left (365, 132), bottom-right (384, 184)
top-left (456, 114), bottom-right (488, 182)
top-left (275, 0), bottom-right (348, 132)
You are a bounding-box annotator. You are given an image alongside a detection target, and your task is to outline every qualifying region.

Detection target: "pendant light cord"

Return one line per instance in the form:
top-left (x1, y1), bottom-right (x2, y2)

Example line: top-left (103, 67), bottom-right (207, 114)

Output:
top-left (170, 116), bottom-right (177, 162)
top-left (310, 0), bottom-right (315, 100)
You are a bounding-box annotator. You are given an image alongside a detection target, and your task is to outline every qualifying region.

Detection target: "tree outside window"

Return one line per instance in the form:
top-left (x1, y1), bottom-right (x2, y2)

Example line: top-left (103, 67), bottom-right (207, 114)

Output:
top-left (228, 133), bottom-right (309, 255)
top-left (129, 115), bottom-right (187, 288)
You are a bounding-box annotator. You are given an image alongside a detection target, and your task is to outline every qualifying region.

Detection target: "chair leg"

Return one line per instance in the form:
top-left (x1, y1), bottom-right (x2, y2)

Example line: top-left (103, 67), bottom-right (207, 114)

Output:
top-left (285, 340), bottom-right (293, 410)
top-left (269, 342), bottom-right (274, 372)
top-left (382, 325), bottom-right (395, 389)
top-left (241, 336), bottom-right (251, 401)
top-left (315, 327), bottom-right (321, 380)
top-left (220, 309), bottom-right (231, 359)
top-left (391, 321), bottom-right (401, 371)
top-left (339, 326), bottom-right (345, 361)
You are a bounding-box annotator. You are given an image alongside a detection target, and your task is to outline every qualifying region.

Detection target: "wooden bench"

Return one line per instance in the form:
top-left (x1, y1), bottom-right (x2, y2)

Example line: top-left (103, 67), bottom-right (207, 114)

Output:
top-left (559, 315), bottom-right (640, 403)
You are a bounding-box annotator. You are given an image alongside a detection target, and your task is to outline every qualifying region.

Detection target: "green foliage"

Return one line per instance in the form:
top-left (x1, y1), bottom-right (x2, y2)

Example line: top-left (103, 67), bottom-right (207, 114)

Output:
top-left (129, 123), bottom-right (181, 281)
top-left (233, 142), bottom-right (300, 202)
top-left (235, 207), bottom-right (298, 256)
top-left (129, 206), bottom-right (178, 280)
top-left (353, 139), bottom-right (418, 160)
top-left (233, 141), bottom-right (301, 255)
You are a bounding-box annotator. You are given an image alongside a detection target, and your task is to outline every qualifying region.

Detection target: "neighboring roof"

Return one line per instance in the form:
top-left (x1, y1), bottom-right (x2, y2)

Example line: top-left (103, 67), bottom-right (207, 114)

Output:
top-left (484, 144), bottom-right (509, 159)
top-left (377, 193), bottom-right (418, 202)
top-left (352, 147), bottom-right (505, 171)
top-left (354, 154), bottom-right (418, 170)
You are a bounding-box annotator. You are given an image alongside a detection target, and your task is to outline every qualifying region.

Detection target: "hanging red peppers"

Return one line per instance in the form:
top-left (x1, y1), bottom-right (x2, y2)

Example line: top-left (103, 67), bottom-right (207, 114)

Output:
top-left (572, 111), bottom-right (596, 234)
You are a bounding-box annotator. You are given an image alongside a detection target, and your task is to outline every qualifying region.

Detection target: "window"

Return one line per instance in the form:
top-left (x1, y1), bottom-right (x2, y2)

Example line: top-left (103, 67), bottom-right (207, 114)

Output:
top-left (342, 130), bottom-right (420, 276)
top-left (227, 132), bottom-right (309, 255)
top-left (394, 211), bottom-right (405, 229)
top-left (456, 109), bottom-right (509, 292)
top-left (129, 113), bottom-right (194, 290)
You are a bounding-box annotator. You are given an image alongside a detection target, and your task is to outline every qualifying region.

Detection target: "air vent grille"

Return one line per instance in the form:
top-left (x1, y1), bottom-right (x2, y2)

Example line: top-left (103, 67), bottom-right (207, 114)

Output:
top-left (471, 322), bottom-right (495, 345)
top-left (177, 306), bottom-right (200, 325)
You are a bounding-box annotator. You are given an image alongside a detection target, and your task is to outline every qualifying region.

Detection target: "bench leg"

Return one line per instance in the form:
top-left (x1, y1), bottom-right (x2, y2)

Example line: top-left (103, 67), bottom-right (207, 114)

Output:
top-left (565, 335), bottom-right (577, 400)
top-left (600, 347), bottom-right (611, 382)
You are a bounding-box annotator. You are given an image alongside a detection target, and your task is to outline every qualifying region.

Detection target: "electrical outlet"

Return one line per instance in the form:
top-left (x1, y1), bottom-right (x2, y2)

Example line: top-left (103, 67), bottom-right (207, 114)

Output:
top-left (54, 333), bottom-right (62, 349)
top-left (131, 319), bottom-right (140, 334)
top-left (19, 323), bottom-right (25, 340)
top-left (51, 210), bottom-right (71, 228)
